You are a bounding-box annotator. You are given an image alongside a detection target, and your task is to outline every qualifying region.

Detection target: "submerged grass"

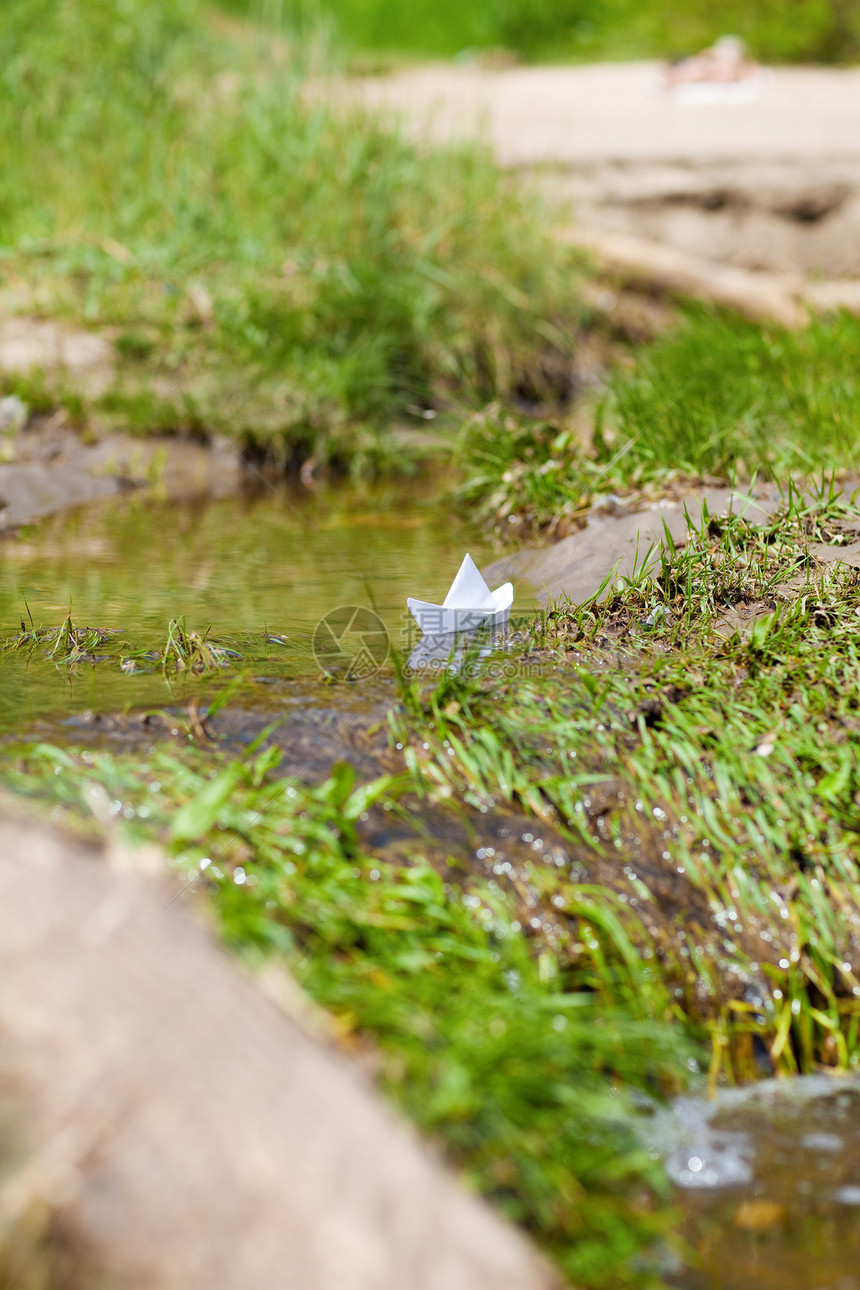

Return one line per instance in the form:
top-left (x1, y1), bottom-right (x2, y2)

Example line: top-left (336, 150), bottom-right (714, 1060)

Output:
top-left (0, 0), bottom-right (582, 470)
top-left (159, 616), bottom-right (242, 673)
top-left (1, 613), bottom-right (243, 674)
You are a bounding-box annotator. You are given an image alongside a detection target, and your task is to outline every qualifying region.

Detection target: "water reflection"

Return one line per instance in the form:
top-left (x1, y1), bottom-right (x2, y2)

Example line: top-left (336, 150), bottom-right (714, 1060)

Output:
top-left (406, 622), bottom-right (514, 674)
top-left (0, 480), bottom-right (526, 732)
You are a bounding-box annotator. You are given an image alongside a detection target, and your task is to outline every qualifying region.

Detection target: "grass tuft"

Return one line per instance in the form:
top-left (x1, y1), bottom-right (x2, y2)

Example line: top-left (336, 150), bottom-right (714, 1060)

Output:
top-left (160, 617), bottom-right (242, 673)
top-left (1, 614), bottom-right (242, 675)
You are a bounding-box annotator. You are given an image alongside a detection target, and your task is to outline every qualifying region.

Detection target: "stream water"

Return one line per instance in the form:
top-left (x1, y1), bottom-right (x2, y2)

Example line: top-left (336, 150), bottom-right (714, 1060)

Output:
top-left (0, 477), bottom-right (513, 733)
top-left (657, 1075), bottom-right (860, 1289)
top-left (2, 480), bottom-right (860, 1287)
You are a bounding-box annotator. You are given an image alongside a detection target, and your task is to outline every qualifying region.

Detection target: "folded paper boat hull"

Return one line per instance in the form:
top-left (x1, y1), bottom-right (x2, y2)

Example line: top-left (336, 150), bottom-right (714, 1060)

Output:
top-left (407, 582), bottom-right (513, 636)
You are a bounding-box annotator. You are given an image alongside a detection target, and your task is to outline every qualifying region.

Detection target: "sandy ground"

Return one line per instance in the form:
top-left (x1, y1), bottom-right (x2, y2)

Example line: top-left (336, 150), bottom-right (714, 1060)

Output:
top-left (354, 61), bottom-right (860, 278)
top-left (0, 798), bottom-right (559, 1290)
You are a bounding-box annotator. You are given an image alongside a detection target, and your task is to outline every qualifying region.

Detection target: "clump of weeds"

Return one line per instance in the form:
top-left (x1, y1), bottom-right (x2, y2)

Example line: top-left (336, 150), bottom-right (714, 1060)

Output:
top-left (1, 612), bottom-right (122, 666)
top-left (159, 617), bottom-right (242, 674)
top-left (1, 612), bottom-right (242, 675)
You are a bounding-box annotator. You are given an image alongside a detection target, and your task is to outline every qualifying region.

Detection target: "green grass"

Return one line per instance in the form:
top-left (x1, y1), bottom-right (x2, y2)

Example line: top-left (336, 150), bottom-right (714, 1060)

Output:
top-left (607, 310), bottom-right (860, 482)
top-left (454, 401), bottom-right (605, 537)
top-left (10, 487), bottom-right (860, 1283)
top-left (0, 0), bottom-right (582, 469)
top-left (396, 481), bottom-right (860, 1080)
top-left (3, 742), bottom-right (688, 1289)
top-left (219, 0), bottom-right (860, 63)
top-left (458, 310), bottom-right (860, 534)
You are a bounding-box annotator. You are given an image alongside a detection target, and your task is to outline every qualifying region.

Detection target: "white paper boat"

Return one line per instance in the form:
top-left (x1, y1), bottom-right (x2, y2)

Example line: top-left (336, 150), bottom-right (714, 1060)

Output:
top-left (407, 553), bottom-right (513, 636)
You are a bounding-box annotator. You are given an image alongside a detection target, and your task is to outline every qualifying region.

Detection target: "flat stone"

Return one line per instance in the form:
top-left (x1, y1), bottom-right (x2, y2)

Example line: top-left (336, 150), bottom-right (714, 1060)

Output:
top-left (483, 485), bottom-right (783, 606)
top-left (0, 431), bottom-right (245, 531)
top-left (0, 461), bottom-right (120, 528)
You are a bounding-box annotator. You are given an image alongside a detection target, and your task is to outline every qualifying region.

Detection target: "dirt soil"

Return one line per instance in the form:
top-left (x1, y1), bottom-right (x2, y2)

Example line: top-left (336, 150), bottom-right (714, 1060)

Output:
top-left (354, 61), bottom-right (860, 279)
top-left (483, 476), bottom-right (860, 603)
top-left (0, 416), bottom-right (244, 532)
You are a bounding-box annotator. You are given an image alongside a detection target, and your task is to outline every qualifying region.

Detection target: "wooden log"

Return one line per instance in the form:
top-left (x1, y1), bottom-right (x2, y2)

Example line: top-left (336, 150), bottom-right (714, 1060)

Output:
top-left (561, 227), bottom-right (806, 326)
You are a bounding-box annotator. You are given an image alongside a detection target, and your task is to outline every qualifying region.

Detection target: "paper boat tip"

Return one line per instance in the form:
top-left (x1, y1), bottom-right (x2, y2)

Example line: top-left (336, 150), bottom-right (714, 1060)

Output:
top-left (407, 553), bottom-right (513, 635)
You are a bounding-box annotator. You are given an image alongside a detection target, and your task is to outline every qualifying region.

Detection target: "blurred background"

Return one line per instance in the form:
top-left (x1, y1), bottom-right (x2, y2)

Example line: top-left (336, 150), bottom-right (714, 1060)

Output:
top-left (221, 0), bottom-right (860, 64)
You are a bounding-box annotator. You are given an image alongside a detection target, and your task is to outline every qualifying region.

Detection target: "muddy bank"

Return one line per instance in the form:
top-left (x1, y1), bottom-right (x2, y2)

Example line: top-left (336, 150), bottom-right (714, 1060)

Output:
top-left (50, 676), bottom-right (397, 784)
top-left (0, 319), bottom-right (244, 528)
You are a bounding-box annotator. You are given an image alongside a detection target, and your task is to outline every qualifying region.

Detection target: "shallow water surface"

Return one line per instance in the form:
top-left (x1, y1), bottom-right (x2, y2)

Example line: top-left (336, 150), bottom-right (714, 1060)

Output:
top-left (0, 479), bottom-right (516, 733)
top-left (654, 1075), bottom-right (860, 1290)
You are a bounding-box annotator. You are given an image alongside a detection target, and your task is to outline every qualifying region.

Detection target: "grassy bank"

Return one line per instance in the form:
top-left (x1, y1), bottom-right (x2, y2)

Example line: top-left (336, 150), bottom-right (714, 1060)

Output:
top-left (458, 309), bottom-right (860, 534)
top-left (218, 0), bottom-right (860, 64)
top-left (398, 483), bottom-right (860, 1079)
top-left (0, 0), bottom-right (581, 469)
top-left (7, 485), bottom-right (860, 1282)
top-left (6, 2), bottom-right (857, 485)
